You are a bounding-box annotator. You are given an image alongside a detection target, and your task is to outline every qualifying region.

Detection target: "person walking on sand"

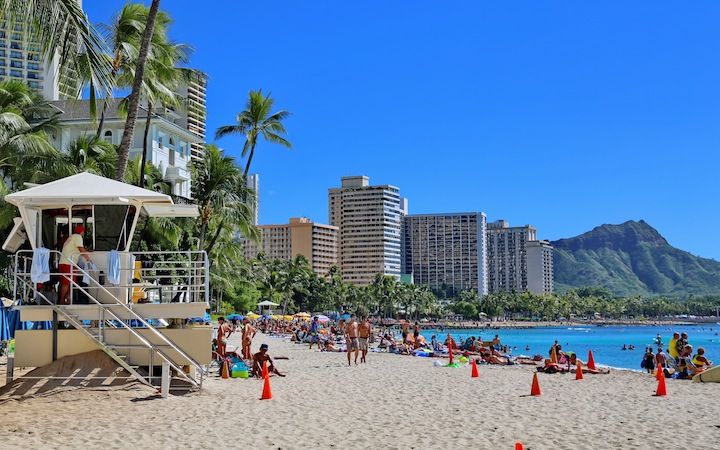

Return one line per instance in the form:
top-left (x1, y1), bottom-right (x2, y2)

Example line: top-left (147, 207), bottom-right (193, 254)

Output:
top-left (346, 314), bottom-right (360, 366)
top-left (242, 318), bottom-right (256, 359)
top-left (358, 317), bottom-right (371, 363)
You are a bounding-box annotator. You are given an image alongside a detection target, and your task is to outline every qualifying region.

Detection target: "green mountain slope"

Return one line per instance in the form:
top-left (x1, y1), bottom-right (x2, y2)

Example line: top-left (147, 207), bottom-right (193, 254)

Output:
top-left (552, 220), bottom-right (720, 296)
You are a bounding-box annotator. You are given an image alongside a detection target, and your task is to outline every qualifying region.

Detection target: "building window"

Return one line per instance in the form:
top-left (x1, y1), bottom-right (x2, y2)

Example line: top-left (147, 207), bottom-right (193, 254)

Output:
top-left (9, 69), bottom-right (21, 77)
top-left (103, 130), bottom-right (113, 144)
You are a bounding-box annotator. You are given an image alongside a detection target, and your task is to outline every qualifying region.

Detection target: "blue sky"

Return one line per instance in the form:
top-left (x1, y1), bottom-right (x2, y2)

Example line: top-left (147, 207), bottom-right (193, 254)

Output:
top-left (85, 1), bottom-right (720, 259)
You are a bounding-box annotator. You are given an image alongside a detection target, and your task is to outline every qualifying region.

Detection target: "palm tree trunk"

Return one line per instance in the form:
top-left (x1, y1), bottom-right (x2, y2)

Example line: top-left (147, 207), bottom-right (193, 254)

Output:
top-left (114, 0), bottom-right (161, 181)
top-left (243, 142), bottom-right (256, 177)
top-left (205, 217), bottom-right (226, 255)
top-left (94, 99), bottom-right (110, 139)
top-left (138, 101), bottom-right (153, 187)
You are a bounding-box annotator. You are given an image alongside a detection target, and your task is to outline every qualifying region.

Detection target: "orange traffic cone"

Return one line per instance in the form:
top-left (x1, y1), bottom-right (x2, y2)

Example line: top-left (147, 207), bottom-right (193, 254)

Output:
top-left (530, 372), bottom-right (541, 396)
top-left (587, 350), bottom-right (597, 371)
top-left (260, 373), bottom-right (273, 400)
top-left (656, 366), bottom-right (663, 380)
top-left (515, 442), bottom-right (525, 450)
top-left (575, 361), bottom-right (584, 380)
top-left (655, 366), bottom-right (667, 397)
top-left (471, 359), bottom-right (479, 378)
top-left (220, 360), bottom-right (229, 379)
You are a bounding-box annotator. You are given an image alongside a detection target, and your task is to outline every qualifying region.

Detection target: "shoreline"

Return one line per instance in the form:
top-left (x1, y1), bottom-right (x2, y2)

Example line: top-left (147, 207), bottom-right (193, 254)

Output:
top-left (402, 319), bottom-right (712, 330)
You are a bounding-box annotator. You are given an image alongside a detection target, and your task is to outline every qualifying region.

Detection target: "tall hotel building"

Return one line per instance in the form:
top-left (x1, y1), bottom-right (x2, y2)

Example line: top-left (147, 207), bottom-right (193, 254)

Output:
top-left (243, 217), bottom-right (338, 276)
top-left (486, 220), bottom-right (554, 294)
top-left (527, 240), bottom-right (554, 294)
top-left (329, 176), bottom-right (405, 286)
top-left (0, 12), bottom-right (80, 100)
top-left (402, 213), bottom-right (488, 295)
top-left (175, 73), bottom-right (208, 160)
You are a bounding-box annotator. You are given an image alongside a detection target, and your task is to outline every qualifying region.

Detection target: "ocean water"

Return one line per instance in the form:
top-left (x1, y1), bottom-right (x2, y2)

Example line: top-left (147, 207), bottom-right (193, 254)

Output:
top-left (419, 324), bottom-right (720, 371)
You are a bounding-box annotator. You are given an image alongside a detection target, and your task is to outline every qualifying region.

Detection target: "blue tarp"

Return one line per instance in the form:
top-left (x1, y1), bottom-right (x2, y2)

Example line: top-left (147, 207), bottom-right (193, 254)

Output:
top-left (0, 303), bottom-right (11, 341)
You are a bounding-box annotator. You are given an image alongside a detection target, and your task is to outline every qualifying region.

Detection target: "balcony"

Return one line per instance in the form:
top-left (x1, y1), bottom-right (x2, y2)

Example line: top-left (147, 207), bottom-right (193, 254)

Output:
top-left (165, 165), bottom-right (189, 182)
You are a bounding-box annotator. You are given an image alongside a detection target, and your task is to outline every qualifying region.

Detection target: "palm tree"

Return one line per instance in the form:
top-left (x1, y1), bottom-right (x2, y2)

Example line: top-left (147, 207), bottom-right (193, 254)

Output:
top-left (94, 3), bottom-right (163, 137)
top-left (115, 0), bottom-right (162, 181)
top-left (62, 135), bottom-right (117, 178)
top-left (3, 0), bottom-right (113, 98)
top-left (215, 90), bottom-right (291, 177)
top-left (191, 144), bottom-right (258, 254)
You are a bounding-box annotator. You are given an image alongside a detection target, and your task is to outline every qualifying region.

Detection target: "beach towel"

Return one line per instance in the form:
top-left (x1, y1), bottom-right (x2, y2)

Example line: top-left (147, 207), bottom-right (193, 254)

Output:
top-left (107, 250), bottom-right (121, 285)
top-left (80, 260), bottom-right (98, 284)
top-left (30, 247), bottom-right (50, 283)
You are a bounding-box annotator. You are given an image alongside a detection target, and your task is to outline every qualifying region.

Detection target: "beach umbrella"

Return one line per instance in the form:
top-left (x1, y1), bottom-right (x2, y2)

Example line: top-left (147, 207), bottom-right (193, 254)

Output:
top-left (314, 314), bottom-right (330, 323)
top-left (282, 315), bottom-right (294, 322)
top-left (226, 313), bottom-right (244, 320)
top-left (340, 313), bottom-right (351, 320)
top-left (246, 312), bottom-right (260, 320)
top-left (0, 302), bottom-right (11, 341)
top-left (294, 312), bottom-right (311, 318)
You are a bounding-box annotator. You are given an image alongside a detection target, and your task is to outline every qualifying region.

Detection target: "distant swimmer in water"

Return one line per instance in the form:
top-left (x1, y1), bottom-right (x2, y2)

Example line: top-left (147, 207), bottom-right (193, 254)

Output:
top-left (654, 333), bottom-right (662, 346)
top-left (622, 344), bottom-right (628, 351)
top-left (525, 345), bottom-right (530, 351)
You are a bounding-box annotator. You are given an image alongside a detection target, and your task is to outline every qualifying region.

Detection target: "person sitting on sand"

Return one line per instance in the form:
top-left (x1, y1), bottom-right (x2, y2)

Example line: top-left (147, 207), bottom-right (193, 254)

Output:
top-left (677, 345), bottom-right (701, 379)
top-left (431, 335), bottom-right (439, 351)
top-left (323, 339), bottom-right (341, 352)
top-left (692, 347), bottom-right (712, 370)
top-left (378, 333), bottom-right (396, 349)
top-left (252, 343), bottom-right (285, 378)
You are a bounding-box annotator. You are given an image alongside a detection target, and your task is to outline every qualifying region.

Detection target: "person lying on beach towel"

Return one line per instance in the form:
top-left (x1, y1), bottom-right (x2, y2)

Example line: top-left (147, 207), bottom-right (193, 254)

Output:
top-left (252, 344), bottom-right (286, 378)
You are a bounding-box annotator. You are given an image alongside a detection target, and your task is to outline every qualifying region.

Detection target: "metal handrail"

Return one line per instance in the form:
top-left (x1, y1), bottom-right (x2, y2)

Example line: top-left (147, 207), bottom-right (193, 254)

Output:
top-left (13, 250), bottom-right (208, 388)
top-left (13, 275), bottom-right (149, 386)
top-left (64, 256), bottom-right (206, 385)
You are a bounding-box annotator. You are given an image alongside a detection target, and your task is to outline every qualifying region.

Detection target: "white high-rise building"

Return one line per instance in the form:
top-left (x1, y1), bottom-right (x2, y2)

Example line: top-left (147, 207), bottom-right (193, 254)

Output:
top-left (174, 72), bottom-right (207, 160)
top-left (329, 176), bottom-right (404, 286)
top-left (527, 240), bottom-right (554, 294)
top-left (0, 3), bottom-right (81, 100)
top-left (402, 212), bottom-right (488, 295)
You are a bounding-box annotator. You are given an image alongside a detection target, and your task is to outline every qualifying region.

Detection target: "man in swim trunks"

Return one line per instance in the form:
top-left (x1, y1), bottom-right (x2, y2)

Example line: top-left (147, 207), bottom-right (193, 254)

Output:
top-left (216, 317), bottom-right (231, 357)
top-left (358, 317), bottom-right (371, 363)
top-left (346, 314), bottom-right (359, 366)
top-left (252, 343), bottom-right (285, 377)
top-left (242, 318), bottom-right (256, 360)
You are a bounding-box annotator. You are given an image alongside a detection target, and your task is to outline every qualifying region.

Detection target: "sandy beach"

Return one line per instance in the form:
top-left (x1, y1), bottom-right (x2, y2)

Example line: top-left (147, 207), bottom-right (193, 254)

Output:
top-left (1, 332), bottom-right (719, 450)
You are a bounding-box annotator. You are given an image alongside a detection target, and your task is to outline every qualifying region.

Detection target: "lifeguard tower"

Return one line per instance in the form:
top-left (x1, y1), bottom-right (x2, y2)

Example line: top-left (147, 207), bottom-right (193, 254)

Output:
top-left (3, 172), bottom-right (211, 389)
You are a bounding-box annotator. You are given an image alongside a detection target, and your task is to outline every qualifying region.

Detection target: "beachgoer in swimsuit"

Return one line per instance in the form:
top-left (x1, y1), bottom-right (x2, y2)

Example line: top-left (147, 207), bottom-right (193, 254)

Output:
top-left (346, 315), bottom-right (359, 366)
top-left (692, 347), bottom-right (712, 370)
top-left (252, 343), bottom-right (285, 377)
top-left (216, 317), bottom-right (231, 357)
top-left (358, 317), bottom-right (371, 363)
top-left (242, 318), bottom-right (256, 359)
top-left (309, 316), bottom-right (321, 350)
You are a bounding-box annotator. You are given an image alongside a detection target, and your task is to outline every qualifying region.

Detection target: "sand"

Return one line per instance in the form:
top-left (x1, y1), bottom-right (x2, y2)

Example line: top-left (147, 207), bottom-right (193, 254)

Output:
top-left (1, 333), bottom-right (719, 450)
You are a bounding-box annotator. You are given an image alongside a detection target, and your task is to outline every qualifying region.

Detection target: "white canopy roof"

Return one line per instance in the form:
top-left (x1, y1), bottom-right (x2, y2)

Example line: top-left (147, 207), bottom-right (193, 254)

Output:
top-left (4, 172), bottom-right (173, 208)
top-left (257, 300), bottom-right (279, 307)
top-left (143, 204), bottom-right (199, 218)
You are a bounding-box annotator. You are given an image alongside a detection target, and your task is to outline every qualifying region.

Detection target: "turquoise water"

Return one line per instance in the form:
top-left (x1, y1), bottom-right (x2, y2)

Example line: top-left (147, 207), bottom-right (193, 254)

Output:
top-left (420, 324), bottom-right (720, 370)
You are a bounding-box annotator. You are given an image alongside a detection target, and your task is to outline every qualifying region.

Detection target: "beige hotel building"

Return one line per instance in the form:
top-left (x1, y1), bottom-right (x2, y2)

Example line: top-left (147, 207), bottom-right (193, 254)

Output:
top-left (243, 217), bottom-right (338, 276)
